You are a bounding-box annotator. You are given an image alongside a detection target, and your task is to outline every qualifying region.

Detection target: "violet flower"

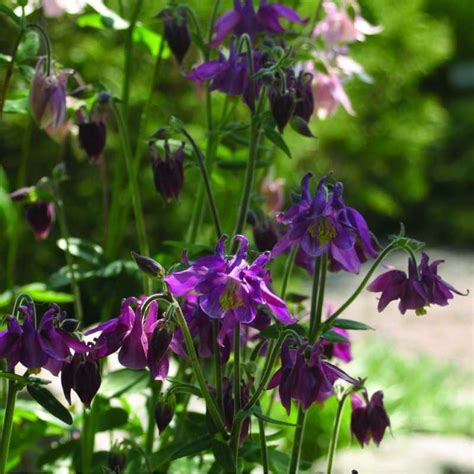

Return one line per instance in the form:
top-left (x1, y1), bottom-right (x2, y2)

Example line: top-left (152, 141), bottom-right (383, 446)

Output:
top-left (86, 298), bottom-right (170, 380)
top-left (0, 304), bottom-right (87, 374)
top-left (165, 235), bottom-right (294, 338)
top-left (77, 107), bottom-right (107, 162)
top-left (351, 390), bottom-right (390, 446)
top-left (368, 253), bottom-right (464, 315)
top-left (150, 141), bottom-right (185, 202)
top-left (24, 201), bottom-right (55, 240)
top-left (160, 8), bottom-right (191, 64)
top-left (211, 0), bottom-right (306, 47)
top-left (268, 340), bottom-right (357, 413)
top-left (273, 173), bottom-right (377, 274)
top-left (293, 71), bottom-right (314, 122)
top-left (30, 57), bottom-right (71, 130)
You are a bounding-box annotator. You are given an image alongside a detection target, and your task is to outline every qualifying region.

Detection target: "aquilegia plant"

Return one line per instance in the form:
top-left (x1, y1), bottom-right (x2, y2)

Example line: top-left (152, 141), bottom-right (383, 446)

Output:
top-left (0, 1), bottom-right (467, 473)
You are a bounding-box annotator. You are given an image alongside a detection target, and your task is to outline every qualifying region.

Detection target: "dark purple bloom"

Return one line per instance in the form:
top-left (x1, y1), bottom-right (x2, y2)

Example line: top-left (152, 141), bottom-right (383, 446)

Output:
top-left (210, 0), bottom-right (307, 47)
top-left (269, 86), bottom-right (295, 132)
top-left (273, 174), bottom-right (377, 274)
top-left (154, 394), bottom-right (175, 434)
top-left (294, 71), bottom-right (314, 122)
top-left (351, 390), bottom-right (390, 446)
top-left (0, 304), bottom-right (87, 373)
top-left (150, 141), bottom-right (185, 202)
top-left (165, 235), bottom-right (294, 333)
top-left (77, 108), bottom-right (107, 162)
top-left (161, 8), bottom-right (191, 64)
top-left (24, 201), bottom-right (55, 240)
top-left (267, 340), bottom-right (356, 413)
top-left (368, 253), bottom-right (465, 315)
top-left (30, 57), bottom-right (71, 130)
top-left (248, 211), bottom-right (279, 252)
top-left (86, 298), bottom-right (170, 380)
top-left (61, 347), bottom-right (101, 407)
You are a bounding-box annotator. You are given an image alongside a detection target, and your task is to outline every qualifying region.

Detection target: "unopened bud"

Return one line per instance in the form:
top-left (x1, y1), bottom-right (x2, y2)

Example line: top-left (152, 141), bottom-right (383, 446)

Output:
top-left (60, 318), bottom-right (80, 332)
top-left (131, 251), bottom-right (165, 278)
top-left (154, 394), bottom-right (175, 434)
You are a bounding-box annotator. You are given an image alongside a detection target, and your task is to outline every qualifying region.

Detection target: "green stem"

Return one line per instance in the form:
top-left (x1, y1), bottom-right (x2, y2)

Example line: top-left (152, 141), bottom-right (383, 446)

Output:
top-left (81, 400), bottom-right (98, 474)
top-left (186, 182), bottom-right (205, 243)
top-left (280, 245), bottom-right (298, 299)
top-left (172, 299), bottom-right (227, 437)
top-left (182, 128), bottom-right (223, 238)
top-left (258, 415), bottom-right (269, 474)
top-left (122, 0), bottom-right (144, 118)
top-left (208, 0), bottom-right (221, 44)
top-left (309, 253), bottom-right (327, 343)
top-left (232, 324), bottom-right (242, 467)
top-left (52, 178), bottom-right (83, 321)
top-left (287, 407), bottom-right (306, 474)
top-left (323, 241), bottom-right (398, 330)
top-left (0, 381), bottom-right (18, 473)
top-left (212, 320), bottom-right (224, 414)
top-left (145, 382), bottom-right (160, 454)
top-left (326, 392), bottom-right (348, 474)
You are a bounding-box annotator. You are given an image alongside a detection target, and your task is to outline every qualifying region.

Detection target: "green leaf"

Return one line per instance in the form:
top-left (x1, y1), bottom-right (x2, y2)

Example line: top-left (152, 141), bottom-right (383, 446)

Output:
top-left (56, 238), bottom-right (104, 265)
top-left (77, 12), bottom-right (126, 30)
top-left (100, 368), bottom-right (148, 399)
top-left (285, 292), bottom-right (309, 303)
top-left (216, 159), bottom-right (271, 170)
top-left (0, 371), bottom-right (31, 385)
top-left (250, 407), bottom-right (299, 427)
top-left (133, 26), bottom-right (169, 58)
top-left (16, 31), bottom-right (40, 63)
top-left (263, 126), bottom-right (292, 158)
top-left (321, 330), bottom-right (350, 343)
top-left (97, 407), bottom-right (129, 431)
top-left (289, 116), bottom-right (316, 138)
top-left (211, 437), bottom-right (235, 472)
top-left (151, 434), bottom-right (213, 467)
top-left (0, 5), bottom-right (22, 26)
top-left (0, 53), bottom-right (11, 64)
top-left (332, 319), bottom-right (374, 331)
top-left (38, 440), bottom-right (78, 467)
top-left (27, 385), bottom-right (73, 425)
top-left (3, 97), bottom-right (29, 114)
top-left (17, 283), bottom-right (75, 304)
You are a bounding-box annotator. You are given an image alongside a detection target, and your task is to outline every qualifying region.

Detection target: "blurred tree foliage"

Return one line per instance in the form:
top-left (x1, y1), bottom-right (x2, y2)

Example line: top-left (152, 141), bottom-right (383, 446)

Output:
top-left (0, 0), bottom-right (472, 313)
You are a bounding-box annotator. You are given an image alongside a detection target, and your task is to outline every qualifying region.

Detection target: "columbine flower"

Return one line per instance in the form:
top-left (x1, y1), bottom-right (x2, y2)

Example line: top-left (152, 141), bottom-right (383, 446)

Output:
top-left (188, 42), bottom-right (263, 109)
top-left (86, 298), bottom-right (170, 380)
top-left (267, 340), bottom-right (356, 413)
top-left (221, 378), bottom-right (252, 443)
top-left (0, 304), bottom-right (86, 374)
top-left (269, 85), bottom-right (295, 133)
top-left (210, 0), bottom-right (306, 47)
top-left (150, 141), bottom-right (185, 202)
top-left (273, 174), bottom-right (377, 274)
top-left (312, 72), bottom-right (354, 119)
top-left (154, 394), bottom-right (175, 435)
top-left (30, 57), bottom-right (71, 130)
top-left (77, 107), bottom-right (107, 162)
top-left (313, 1), bottom-right (382, 47)
top-left (351, 390), bottom-right (390, 446)
top-left (261, 175), bottom-right (285, 214)
top-left (293, 71), bottom-right (314, 122)
top-left (368, 253), bottom-right (464, 315)
top-left (165, 235), bottom-right (294, 335)
top-left (61, 346), bottom-right (101, 407)
top-left (24, 201), bottom-right (55, 240)
top-left (160, 8), bottom-right (191, 64)
top-left (42, 0), bottom-right (86, 17)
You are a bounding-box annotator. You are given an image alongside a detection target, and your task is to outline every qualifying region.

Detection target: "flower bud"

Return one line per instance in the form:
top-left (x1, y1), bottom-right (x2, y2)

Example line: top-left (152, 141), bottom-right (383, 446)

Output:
top-left (149, 321), bottom-right (173, 366)
top-left (150, 141), bottom-right (185, 202)
top-left (131, 251), bottom-right (165, 278)
top-left (294, 72), bottom-right (314, 122)
top-left (252, 219), bottom-right (279, 252)
top-left (107, 450), bottom-right (127, 473)
top-left (269, 87), bottom-right (295, 133)
top-left (154, 394), bottom-right (175, 434)
top-left (24, 201), bottom-right (55, 240)
top-left (161, 9), bottom-right (191, 64)
top-left (60, 318), bottom-right (80, 333)
top-left (77, 108), bottom-right (107, 162)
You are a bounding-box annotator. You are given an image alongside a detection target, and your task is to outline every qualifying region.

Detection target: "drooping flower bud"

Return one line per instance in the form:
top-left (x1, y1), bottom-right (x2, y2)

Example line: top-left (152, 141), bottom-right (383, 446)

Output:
top-left (30, 57), bottom-right (71, 130)
top-left (150, 141), bottom-right (185, 202)
top-left (248, 211), bottom-right (279, 252)
top-left (147, 320), bottom-right (173, 378)
top-left (60, 318), bottom-right (80, 333)
top-left (77, 106), bottom-right (107, 162)
top-left (269, 86), bottom-right (295, 133)
top-left (160, 8), bottom-right (191, 64)
top-left (131, 251), bottom-right (165, 278)
top-left (107, 449), bottom-right (127, 474)
top-left (154, 394), bottom-right (175, 434)
top-left (294, 72), bottom-right (314, 122)
top-left (24, 200), bottom-right (55, 240)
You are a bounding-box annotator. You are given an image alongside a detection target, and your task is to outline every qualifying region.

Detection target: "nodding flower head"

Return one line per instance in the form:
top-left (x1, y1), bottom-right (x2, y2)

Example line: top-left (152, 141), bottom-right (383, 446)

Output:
top-left (30, 57), bottom-right (71, 130)
top-left (160, 8), bottom-right (191, 64)
top-left (76, 106), bottom-right (107, 162)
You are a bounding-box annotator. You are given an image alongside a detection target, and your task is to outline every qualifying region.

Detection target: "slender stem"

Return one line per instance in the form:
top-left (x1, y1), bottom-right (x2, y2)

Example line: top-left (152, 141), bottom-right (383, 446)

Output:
top-left (52, 178), bottom-right (83, 321)
top-left (212, 320), bottom-right (224, 414)
top-left (288, 407), bottom-right (306, 474)
top-left (182, 128), bottom-right (223, 238)
top-left (232, 324), bottom-right (242, 464)
top-left (308, 257), bottom-right (322, 339)
top-left (258, 416), bottom-right (269, 474)
top-left (81, 399), bottom-right (98, 474)
top-left (122, 0), bottom-right (144, 118)
top-left (308, 0), bottom-right (324, 37)
top-left (0, 381), bottom-right (18, 473)
top-left (326, 392), bottom-right (349, 474)
top-left (172, 299), bottom-right (227, 437)
top-left (309, 253), bottom-right (327, 343)
top-left (145, 382), bottom-right (160, 454)
top-left (208, 0), bottom-right (221, 44)
top-left (99, 157), bottom-right (109, 247)
top-left (0, 28), bottom-right (24, 117)
top-left (280, 245), bottom-right (298, 299)
top-left (324, 241), bottom-right (398, 329)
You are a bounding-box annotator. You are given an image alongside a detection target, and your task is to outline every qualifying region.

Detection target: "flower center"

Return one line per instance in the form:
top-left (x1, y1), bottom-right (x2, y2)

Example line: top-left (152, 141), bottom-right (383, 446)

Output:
top-left (220, 280), bottom-right (244, 311)
top-left (308, 217), bottom-right (336, 245)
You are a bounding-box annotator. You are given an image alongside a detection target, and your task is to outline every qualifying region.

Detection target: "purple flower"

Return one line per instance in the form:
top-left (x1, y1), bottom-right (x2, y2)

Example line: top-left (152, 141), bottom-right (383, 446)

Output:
top-left (273, 174), bottom-right (377, 274)
top-left (86, 298), bottom-right (169, 380)
top-left (76, 107), bottom-right (107, 162)
top-left (61, 347), bottom-right (101, 407)
top-left (30, 57), bottom-right (71, 130)
top-left (24, 201), bottom-right (55, 240)
top-left (269, 86), bottom-right (295, 133)
top-left (154, 394), bottom-right (175, 435)
top-left (351, 390), bottom-right (390, 446)
top-left (0, 304), bottom-right (87, 374)
top-left (150, 141), bottom-right (185, 202)
top-left (368, 253), bottom-right (464, 315)
top-left (210, 0), bottom-right (307, 47)
top-left (160, 8), bottom-right (191, 64)
top-left (222, 377), bottom-right (252, 444)
top-left (293, 71), bottom-right (314, 122)
top-left (267, 340), bottom-right (356, 413)
top-left (165, 235), bottom-right (294, 331)
top-left (188, 42), bottom-right (264, 109)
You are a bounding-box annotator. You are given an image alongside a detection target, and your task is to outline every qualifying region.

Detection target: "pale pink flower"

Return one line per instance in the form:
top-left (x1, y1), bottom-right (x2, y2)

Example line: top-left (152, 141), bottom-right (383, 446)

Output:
top-left (312, 72), bottom-right (355, 119)
top-left (42, 0), bottom-right (86, 17)
top-left (261, 176), bottom-right (286, 214)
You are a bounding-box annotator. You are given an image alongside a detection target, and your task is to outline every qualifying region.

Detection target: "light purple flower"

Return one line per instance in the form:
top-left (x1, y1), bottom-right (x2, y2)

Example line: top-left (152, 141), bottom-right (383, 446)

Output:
top-left (165, 235), bottom-right (294, 334)
top-left (210, 0), bottom-right (307, 47)
top-left (312, 72), bottom-right (354, 119)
